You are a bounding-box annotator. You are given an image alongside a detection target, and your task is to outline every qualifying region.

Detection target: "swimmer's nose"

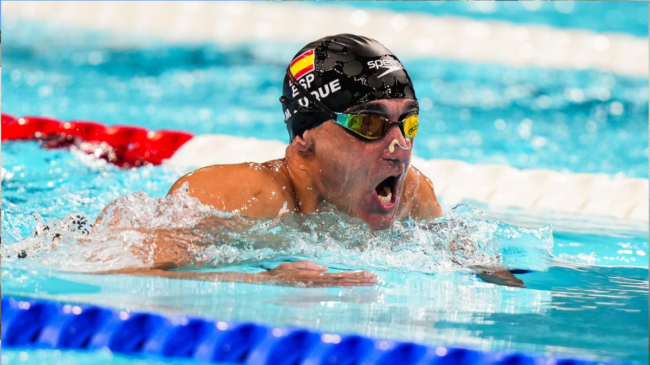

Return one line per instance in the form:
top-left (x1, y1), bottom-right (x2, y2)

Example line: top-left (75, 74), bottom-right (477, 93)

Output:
top-left (382, 125), bottom-right (411, 163)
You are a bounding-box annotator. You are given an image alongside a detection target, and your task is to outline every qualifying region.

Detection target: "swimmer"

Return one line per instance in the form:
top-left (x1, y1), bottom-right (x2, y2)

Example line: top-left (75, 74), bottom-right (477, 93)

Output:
top-left (98, 34), bottom-right (523, 288)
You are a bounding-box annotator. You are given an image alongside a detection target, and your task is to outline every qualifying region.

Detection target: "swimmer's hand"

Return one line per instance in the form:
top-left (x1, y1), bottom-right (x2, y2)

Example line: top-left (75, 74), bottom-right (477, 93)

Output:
top-left (474, 266), bottom-right (525, 288)
top-left (256, 261), bottom-right (379, 287)
top-left (109, 260), bottom-right (379, 288)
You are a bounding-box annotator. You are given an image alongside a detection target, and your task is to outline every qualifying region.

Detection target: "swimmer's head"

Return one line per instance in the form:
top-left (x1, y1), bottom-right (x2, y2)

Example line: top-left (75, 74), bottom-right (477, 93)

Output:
top-left (282, 34), bottom-right (418, 229)
top-left (288, 98), bottom-right (417, 230)
top-left (281, 34), bottom-right (417, 141)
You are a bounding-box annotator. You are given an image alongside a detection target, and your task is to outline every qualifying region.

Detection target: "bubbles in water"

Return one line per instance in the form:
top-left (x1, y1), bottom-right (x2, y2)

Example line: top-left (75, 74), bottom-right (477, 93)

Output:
top-left (2, 185), bottom-right (553, 274)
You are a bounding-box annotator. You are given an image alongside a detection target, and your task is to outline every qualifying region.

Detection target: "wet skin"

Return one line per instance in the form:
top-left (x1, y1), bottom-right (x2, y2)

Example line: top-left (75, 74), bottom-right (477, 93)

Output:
top-left (169, 99), bottom-right (443, 229)
top-left (99, 99), bottom-right (523, 287)
top-left (154, 99), bottom-right (444, 287)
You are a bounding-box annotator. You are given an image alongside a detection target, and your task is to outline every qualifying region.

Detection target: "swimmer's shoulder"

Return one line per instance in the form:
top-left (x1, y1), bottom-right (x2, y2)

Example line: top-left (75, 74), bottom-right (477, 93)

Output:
top-left (168, 159), bottom-right (297, 218)
top-left (399, 165), bottom-right (443, 220)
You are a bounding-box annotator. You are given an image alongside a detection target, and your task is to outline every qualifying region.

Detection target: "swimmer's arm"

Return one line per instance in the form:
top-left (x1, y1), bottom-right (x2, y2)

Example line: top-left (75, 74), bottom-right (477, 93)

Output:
top-left (93, 204), bottom-right (297, 271)
top-left (421, 226), bottom-right (525, 288)
top-left (168, 164), bottom-right (296, 219)
top-left (106, 261), bottom-right (378, 288)
top-left (101, 223), bottom-right (382, 287)
top-left (93, 198), bottom-right (124, 227)
top-left (439, 235), bottom-right (525, 288)
top-left (408, 171), bottom-right (523, 287)
top-left (94, 214), bottom-right (307, 271)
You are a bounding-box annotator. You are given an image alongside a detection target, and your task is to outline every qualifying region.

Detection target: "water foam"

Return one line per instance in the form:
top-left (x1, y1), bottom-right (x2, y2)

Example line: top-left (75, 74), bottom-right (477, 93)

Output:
top-left (1, 183), bottom-right (554, 274)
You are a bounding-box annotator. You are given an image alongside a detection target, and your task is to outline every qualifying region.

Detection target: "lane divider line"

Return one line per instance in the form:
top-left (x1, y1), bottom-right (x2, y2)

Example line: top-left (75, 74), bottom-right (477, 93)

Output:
top-left (2, 1), bottom-right (647, 76)
top-left (1, 114), bottom-right (194, 168)
top-left (3, 114), bottom-right (647, 222)
top-left (1, 296), bottom-right (616, 365)
top-left (171, 134), bottom-right (650, 222)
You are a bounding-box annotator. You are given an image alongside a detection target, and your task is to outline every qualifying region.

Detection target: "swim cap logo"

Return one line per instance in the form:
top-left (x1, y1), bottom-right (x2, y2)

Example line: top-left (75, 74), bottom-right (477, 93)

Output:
top-left (282, 34), bottom-right (417, 141)
top-left (367, 59), bottom-right (404, 78)
top-left (290, 49), bottom-right (315, 80)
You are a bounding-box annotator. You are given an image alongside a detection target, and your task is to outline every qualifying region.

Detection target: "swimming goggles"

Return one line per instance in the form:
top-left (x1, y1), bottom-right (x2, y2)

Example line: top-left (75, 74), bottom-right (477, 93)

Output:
top-left (282, 71), bottom-right (419, 141)
top-left (333, 113), bottom-right (419, 140)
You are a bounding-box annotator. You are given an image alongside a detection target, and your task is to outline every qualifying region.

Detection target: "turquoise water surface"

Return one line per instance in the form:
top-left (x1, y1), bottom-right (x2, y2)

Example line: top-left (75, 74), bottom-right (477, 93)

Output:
top-left (2, 4), bottom-right (649, 365)
top-left (329, 1), bottom-right (649, 37)
top-left (2, 142), bottom-right (648, 363)
top-left (2, 19), bottom-right (648, 178)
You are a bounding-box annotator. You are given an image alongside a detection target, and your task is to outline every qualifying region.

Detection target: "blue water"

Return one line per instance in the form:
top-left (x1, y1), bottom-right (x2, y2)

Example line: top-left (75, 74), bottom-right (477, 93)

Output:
top-left (0, 350), bottom-right (203, 365)
top-left (2, 19), bottom-right (648, 178)
top-left (1, 5), bottom-right (649, 365)
top-left (2, 255), bottom-right (648, 363)
top-left (2, 142), bottom-right (648, 269)
top-left (331, 1), bottom-right (649, 37)
top-left (2, 142), bottom-right (649, 363)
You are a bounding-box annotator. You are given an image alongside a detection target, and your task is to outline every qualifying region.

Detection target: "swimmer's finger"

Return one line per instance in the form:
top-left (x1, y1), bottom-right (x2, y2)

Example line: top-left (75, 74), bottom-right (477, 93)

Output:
top-left (281, 271), bottom-right (378, 287)
top-left (311, 281), bottom-right (374, 288)
top-left (315, 276), bottom-right (378, 287)
top-left (338, 270), bottom-right (377, 281)
top-left (294, 260), bottom-right (328, 271)
top-left (276, 260), bottom-right (328, 272)
top-left (261, 266), bottom-right (378, 287)
top-left (317, 270), bottom-right (378, 284)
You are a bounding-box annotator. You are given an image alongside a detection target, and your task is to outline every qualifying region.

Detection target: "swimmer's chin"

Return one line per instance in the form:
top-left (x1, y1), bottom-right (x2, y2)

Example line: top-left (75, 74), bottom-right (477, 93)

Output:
top-left (363, 212), bottom-right (398, 230)
top-left (354, 196), bottom-right (401, 230)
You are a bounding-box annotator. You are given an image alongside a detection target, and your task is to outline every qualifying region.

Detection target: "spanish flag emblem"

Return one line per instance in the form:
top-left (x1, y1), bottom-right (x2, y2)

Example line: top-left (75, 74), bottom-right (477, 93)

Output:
top-left (290, 49), bottom-right (315, 80)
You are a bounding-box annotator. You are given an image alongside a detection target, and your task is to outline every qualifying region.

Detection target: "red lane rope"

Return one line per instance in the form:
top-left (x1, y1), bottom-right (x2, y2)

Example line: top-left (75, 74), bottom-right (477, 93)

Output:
top-left (1, 114), bottom-right (194, 168)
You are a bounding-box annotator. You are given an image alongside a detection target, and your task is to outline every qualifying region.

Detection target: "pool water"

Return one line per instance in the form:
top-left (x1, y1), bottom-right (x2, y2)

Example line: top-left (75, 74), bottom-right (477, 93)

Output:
top-left (331, 1), bottom-right (650, 37)
top-left (2, 6), bottom-right (649, 365)
top-left (2, 18), bottom-right (648, 178)
top-left (0, 350), bottom-right (203, 365)
top-left (2, 239), bottom-right (648, 363)
top-left (2, 143), bottom-right (649, 363)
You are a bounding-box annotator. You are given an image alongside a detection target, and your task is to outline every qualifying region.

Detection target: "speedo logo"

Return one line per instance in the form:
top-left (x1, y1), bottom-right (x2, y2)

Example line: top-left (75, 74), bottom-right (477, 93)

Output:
top-left (367, 59), bottom-right (404, 77)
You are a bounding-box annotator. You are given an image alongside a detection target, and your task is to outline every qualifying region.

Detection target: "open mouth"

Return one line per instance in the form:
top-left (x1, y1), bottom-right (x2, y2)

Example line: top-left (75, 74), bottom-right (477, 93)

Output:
top-left (374, 175), bottom-right (399, 208)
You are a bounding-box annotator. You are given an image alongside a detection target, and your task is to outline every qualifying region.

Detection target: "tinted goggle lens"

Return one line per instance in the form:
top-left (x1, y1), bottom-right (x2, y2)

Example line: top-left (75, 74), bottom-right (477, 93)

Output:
top-left (336, 114), bottom-right (419, 140)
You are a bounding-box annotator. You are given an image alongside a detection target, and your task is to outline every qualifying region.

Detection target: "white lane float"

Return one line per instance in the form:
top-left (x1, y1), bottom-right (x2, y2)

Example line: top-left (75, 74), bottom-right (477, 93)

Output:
top-left (2, 114), bottom-right (647, 224)
top-left (2, 1), bottom-right (647, 77)
top-left (169, 134), bottom-right (649, 223)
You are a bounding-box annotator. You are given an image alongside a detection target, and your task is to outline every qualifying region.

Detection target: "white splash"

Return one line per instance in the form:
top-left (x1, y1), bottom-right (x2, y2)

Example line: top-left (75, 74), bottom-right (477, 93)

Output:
top-left (2, 183), bottom-right (554, 274)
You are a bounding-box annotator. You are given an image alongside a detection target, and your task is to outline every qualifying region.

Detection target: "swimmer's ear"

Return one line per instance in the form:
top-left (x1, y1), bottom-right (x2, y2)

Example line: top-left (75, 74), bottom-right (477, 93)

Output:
top-left (291, 129), bottom-right (315, 155)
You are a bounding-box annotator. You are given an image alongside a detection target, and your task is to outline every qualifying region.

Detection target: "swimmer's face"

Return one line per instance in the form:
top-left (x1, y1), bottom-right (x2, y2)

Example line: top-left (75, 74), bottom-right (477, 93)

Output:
top-left (309, 99), bottom-right (418, 230)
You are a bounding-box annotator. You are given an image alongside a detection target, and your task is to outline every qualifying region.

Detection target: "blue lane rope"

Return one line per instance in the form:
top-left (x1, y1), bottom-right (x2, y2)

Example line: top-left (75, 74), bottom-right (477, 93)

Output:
top-left (0, 296), bottom-right (627, 365)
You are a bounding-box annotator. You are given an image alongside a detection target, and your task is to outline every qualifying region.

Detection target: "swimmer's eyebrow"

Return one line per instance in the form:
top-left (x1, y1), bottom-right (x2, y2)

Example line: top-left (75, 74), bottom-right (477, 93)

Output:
top-left (345, 103), bottom-right (388, 114)
top-left (345, 100), bottom-right (419, 115)
top-left (400, 101), bottom-right (420, 118)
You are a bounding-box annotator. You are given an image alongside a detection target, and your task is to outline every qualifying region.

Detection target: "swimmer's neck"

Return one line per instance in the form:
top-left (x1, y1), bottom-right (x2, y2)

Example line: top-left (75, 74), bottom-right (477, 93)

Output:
top-left (283, 146), bottom-right (327, 215)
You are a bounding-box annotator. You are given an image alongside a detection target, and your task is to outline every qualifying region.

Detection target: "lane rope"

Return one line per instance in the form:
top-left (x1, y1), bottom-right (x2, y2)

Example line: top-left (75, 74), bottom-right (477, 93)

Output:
top-left (3, 1), bottom-right (646, 77)
top-left (3, 113), bottom-right (647, 222)
top-left (169, 134), bottom-right (649, 222)
top-left (1, 114), bottom-right (194, 168)
top-left (1, 296), bottom-right (611, 365)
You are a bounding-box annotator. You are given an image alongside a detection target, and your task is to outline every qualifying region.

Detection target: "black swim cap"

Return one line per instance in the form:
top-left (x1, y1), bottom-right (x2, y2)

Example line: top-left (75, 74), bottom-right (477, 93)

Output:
top-left (281, 34), bottom-right (417, 141)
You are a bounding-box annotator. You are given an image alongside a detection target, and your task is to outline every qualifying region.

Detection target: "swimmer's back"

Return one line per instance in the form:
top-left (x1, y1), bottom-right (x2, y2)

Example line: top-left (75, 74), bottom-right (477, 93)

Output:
top-left (168, 159), bottom-right (297, 218)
